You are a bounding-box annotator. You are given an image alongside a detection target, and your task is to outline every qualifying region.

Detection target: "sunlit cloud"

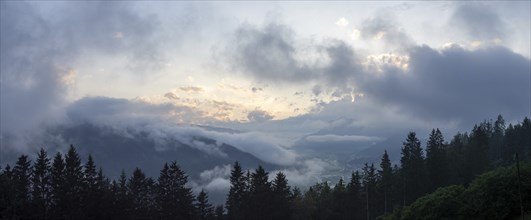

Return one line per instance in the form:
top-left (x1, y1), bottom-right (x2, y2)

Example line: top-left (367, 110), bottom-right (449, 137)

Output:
top-left (335, 17), bottom-right (349, 27)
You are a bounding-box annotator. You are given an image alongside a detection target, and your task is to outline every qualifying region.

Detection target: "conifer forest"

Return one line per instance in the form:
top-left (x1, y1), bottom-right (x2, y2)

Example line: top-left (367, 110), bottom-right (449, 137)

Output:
top-left (1, 115), bottom-right (530, 220)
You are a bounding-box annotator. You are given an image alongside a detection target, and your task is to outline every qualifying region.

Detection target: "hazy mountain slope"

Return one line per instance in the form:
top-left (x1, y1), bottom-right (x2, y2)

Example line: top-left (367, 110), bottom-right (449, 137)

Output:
top-left (39, 123), bottom-right (276, 179)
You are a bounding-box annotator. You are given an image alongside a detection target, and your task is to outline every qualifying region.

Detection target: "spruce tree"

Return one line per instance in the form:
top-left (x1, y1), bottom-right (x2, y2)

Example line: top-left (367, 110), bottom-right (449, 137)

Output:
top-left (271, 172), bottom-right (292, 220)
top-left (196, 189), bottom-right (215, 220)
top-left (50, 152), bottom-right (66, 218)
top-left (1, 165), bottom-right (16, 218)
top-left (347, 170), bottom-right (363, 219)
top-left (128, 167), bottom-right (153, 219)
top-left (64, 145), bottom-right (84, 218)
top-left (426, 128), bottom-right (447, 191)
top-left (12, 155), bottom-right (32, 219)
top-left (32, 148), bottom-right (51, 219)
top-left (491, 115), bottom-right (505, 164)
top-left (83, 155), bottom-right (103, 219)
top-left (248, 166), bottom-right (272, 220)
top-left (226, 162), bottom-right (247, 220)
top-left (400, 132), bottom-right (427, 204)
top-left (362, 163), bottom-right (377, 220)
top-left (332, 178), bottom-right (348, 219)
top-left (156, 162), bottom-right (195, 220)
top-left (378, 150), bottom-right (392, 214)
top-left (465, 124), bottom-right (490, 183)
top-left (0, 164), bottom-right (16, 219)
top-left (215, 205), bottom-right (225, 220)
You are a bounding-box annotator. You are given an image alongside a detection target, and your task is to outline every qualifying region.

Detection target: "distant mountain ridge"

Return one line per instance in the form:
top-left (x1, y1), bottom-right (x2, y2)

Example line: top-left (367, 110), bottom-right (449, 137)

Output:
top-left (4, 123), bottom-right (276, 180)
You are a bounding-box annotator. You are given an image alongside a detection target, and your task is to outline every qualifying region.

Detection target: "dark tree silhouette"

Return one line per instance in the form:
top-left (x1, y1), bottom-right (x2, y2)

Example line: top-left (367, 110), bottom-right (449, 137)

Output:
top-left (226, 162), bottom-right (247, 220)
top-left (426, 128), bottom-right (447, 191)
top-left (32, 148), bottom-right (51, 219)
top-left (378, 150), bottom-right (392, 215)
top-left (271, 172), bottom-right (292, 220)
top-left (195, 189), bottom-right (215, 220)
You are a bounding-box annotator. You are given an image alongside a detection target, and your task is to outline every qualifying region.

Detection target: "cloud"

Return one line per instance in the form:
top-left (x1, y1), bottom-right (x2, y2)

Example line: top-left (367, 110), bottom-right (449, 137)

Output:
top-left (197, 164), bottom-right (232, 192)
top-left (179, 86), bottom-right (204, 93)
top-left (225, 21), bottom-right (364, 91)
top-left (305, 134), bottom-right (382, 142)
top-left (335, 18), bottom-right (349, 27)
top-left (0, 1), bottom-right (162, 149)
top-left (204, 177), bottom-right (231, 191)
top-left (64, 96), bottom-right (297, 166)
top-left (66, 96), bottom-right (205, 126)
top-left (450, 3), bottom-right (507, 41)
top-left (359, 15), bottom-right (415, 51)
top-left (360, 45), bottom-right (530, 126)
top-left (270, 158), bottom-right (338, 187)
top-left (224, 17), bottom-right (529, 133)
top-left (247, 110), bottom-right (274, 122)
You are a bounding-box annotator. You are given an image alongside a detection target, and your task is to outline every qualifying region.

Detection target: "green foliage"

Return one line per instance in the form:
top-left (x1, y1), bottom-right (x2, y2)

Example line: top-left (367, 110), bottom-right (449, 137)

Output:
top-left (460, 164), bottom-right (531, 219)
top-left (400, 185), bottom-right (465, 220)
top-left (384, 164), bottom-right (531, 220)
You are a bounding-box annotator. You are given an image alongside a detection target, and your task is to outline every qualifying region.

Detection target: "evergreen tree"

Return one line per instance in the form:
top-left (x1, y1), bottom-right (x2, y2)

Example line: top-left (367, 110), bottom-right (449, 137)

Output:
top-left (347, 170), bottom-right (363, 219)
top-left (64, 145), bottom-right (84, 218)
top-left (113, 169), bottom-right (132, 219)
top-left (0, 165), bottom-right (16, 218)
top-left (271, 172), bottom-right (292, 220)
top-left (464, 124), bottom-right (490, 183)
top-left (128, 167), bottom-right (154, 219)
top-left (226, 162), bottom-right (247, 220)
top-left (215, 205), bottom-right (225, 220)
top-left (12, 155), bottom-right (32, 219)
top-left (84, 155), bottom-right (98, 190)
top-left (247, 166), bottom-right (273, 220)
top-left (195, 189), bottom-right (215, 220)
top-left (332, 178), bottom-right (348, 219)
top-left (378, 150), bottom-right (393, 215)
top-left (31, 148), bottom-right (51, 220)
top-left (313, 181), bottom-right (334, 220)
top-left (447, 132), bottom-right (468, 185)
top-left (400, 132), bottom-right (427, 205)
top-left (425, 128), bottom-right (447, 191)
top-left (156, 161), bottom-right (195, 220)
top-left (362, 163), bottom-right (378, 220)
top-left (491, 115), bottom-right (505, 165)
top-left (290, 187), bottom-right (307, 220)
top-left (49, 152), bottom-right (66, 218)
top-left (83, 154), bottom-right (100, 219)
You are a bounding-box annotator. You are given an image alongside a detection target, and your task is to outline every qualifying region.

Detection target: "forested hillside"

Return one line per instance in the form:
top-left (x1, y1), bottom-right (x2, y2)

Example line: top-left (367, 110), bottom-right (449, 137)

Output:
top-left (1, 115), bottom-right (529, 219)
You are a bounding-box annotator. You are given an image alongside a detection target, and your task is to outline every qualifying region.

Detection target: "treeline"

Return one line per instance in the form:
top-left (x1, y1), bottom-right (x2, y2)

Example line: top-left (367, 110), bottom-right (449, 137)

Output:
top-left (382, 164), bottom-right (531, 220)
top-left (0, 145), bottom-right (223, 220)
top-left (0, 115), bottom-right (530, 220)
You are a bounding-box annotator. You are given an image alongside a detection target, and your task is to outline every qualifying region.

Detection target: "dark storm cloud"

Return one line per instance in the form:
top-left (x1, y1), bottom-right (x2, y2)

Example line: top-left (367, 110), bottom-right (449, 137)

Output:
top-left (0, 1), bottom-right (162, 148)
top-left (228, 22), bottom-right (309, 82)
top-left (1, 1), bottom-right (68, 138)
top-left (450, 3), bottom-right (507, 40)
top-left (361, 45), bottom-right (530, 124)
top-left (225, 19), bottom-right (530, 129)
top-left (65, 96), bottom-right (205, 126)
top-left (226, 22), bottom-right (364, 89)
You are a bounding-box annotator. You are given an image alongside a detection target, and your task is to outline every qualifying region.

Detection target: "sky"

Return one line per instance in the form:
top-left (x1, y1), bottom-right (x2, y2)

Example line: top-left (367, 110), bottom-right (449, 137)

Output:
top-left (1, 1), bottom-right (530, 161)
